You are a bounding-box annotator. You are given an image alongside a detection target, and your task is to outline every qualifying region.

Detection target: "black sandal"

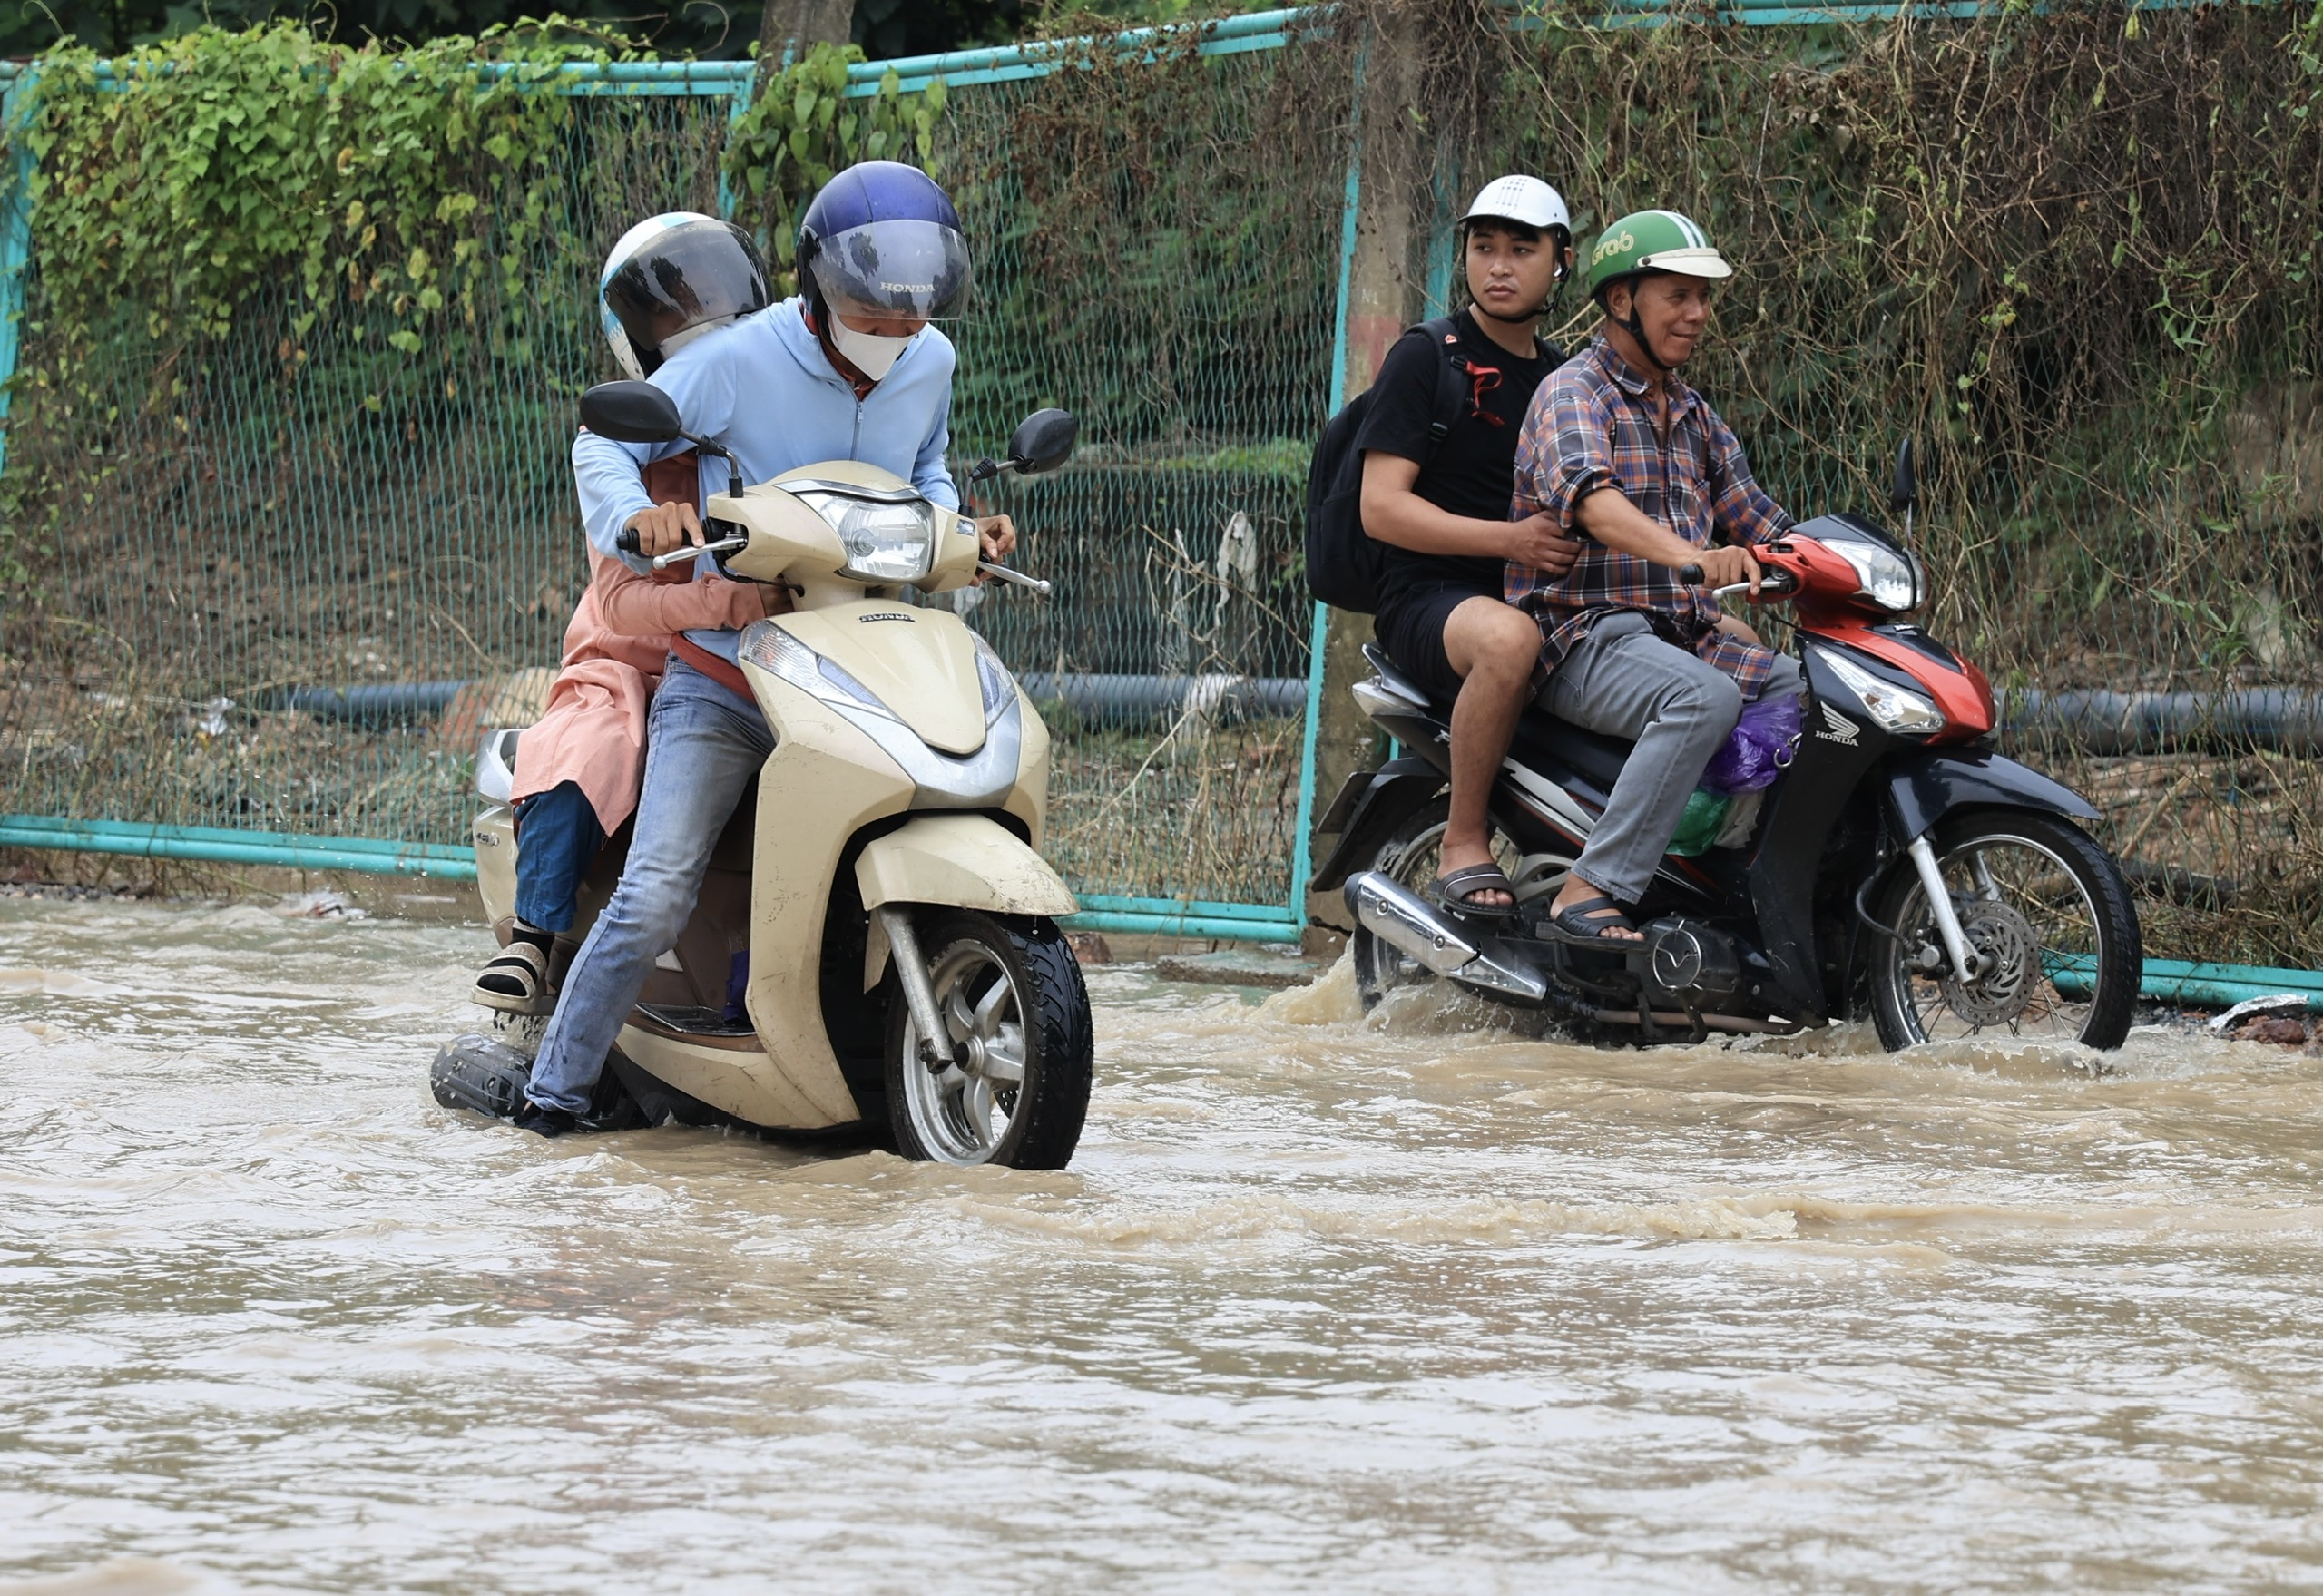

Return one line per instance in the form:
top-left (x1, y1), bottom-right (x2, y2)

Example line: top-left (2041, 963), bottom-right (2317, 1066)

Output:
top-left (1427, 861), bottom-right (1518, 919)
top-left (1544, 894), bottom-right (1641, 944)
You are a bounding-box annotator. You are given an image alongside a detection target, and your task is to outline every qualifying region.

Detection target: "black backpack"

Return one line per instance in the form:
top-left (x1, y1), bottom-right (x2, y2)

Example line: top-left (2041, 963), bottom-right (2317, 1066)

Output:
top-left (1303, 316), bottom-right (1556, 613)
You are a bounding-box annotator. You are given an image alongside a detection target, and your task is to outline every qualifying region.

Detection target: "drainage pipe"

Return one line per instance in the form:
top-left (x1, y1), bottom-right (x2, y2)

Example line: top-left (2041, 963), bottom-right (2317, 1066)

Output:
top-left (2132, 962), bottom-right (2323, 1013)
top-left (1016, 673), bottom-right (1307, 721)
top-left (2, 814), bottom-right (2317, 989)
top-left (256, 682), bottom-right (471, 723)
top-left (244, 675), bottom-right (1312, 727)
top-left (1998, 690), bottom-right (2323, 755)
top-left (249, 680), bottom-right (2323, 746)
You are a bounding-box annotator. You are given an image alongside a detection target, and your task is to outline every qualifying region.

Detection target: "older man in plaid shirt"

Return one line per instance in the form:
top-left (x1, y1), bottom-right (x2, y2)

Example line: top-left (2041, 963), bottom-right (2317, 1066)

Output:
top-left (1505, 209), bottom-right (1806, 944)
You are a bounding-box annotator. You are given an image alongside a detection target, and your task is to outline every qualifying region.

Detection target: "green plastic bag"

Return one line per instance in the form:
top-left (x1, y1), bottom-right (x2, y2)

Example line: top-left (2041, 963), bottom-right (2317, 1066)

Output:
top-left (1667, 788), bottom-right (1733, 857)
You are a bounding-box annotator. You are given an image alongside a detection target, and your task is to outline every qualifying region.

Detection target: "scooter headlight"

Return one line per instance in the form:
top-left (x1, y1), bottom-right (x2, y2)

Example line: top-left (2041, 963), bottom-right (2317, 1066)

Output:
top-left (739, 620), bottom-right (895, 720)
top-left (968, 630), bottom-right (1016, 727)
top-left (1814, 645), bottom-right (1946, 735)
top-left (1823, 537), bottom-right (1925, 613)
top-left (790, 488), bottom-right (939, 584)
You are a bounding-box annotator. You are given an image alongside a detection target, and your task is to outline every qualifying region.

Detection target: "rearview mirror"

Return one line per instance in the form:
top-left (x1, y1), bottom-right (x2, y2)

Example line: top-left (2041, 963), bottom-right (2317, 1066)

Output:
top-left (1890, 436), bottom-right (1916, 514)
top-left (580, 381), bottom-right (683, 445)
top-left (1007, 408), bottom-right (1077, 475)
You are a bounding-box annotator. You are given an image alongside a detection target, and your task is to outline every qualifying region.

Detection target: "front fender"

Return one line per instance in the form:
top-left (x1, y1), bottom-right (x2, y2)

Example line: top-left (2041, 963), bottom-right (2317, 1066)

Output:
top-left (855, 812), bottom-right (1077, 918)
top-left (1883, 746), bottom-right (2100, 844)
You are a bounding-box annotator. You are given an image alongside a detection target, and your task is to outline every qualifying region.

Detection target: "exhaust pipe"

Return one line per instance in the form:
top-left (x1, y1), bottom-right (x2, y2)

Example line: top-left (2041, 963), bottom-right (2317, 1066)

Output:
top-left (1343, 871), bottom-right (1546, 1003)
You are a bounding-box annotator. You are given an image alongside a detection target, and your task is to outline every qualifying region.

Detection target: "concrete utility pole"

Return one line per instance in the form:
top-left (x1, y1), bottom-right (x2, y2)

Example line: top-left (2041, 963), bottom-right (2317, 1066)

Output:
top-left (759, 0), bottom-right (856, 64)
top-left (1306, 4), bottom-right (1433, 936)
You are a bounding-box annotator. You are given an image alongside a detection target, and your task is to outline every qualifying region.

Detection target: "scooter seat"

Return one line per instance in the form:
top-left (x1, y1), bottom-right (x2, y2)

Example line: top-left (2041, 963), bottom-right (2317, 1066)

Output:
top-left (1361, 640), bottom-right (1633, 795)
top-left (1507, 709), bottom-right (1634, 797)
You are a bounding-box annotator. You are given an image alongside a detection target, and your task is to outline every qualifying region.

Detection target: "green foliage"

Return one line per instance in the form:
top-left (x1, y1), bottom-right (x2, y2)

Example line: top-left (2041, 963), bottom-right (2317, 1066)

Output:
top-left (720, 41), bottom-right (942, 292)
top-left (1472, 0), bottom-right (2323, 631)
top-left (24, 21), bottom-right (606, 345)
top-left (936, 18), bottom-right (1347, 458)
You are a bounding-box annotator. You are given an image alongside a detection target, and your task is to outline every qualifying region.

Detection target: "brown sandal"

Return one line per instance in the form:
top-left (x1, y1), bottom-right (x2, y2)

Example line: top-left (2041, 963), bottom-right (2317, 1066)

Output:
top-left (1427, 862), bottom-right (1518, 919)
top-left (1544, 894), bottom-right (1640, 943)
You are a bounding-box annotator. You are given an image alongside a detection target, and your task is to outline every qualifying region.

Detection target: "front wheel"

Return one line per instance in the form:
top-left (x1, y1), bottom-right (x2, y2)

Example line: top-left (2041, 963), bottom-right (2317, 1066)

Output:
top-left (886, 909), bottom-right (1093, 1169)
top-left (1868, 811), bottom-right (2142, 1051)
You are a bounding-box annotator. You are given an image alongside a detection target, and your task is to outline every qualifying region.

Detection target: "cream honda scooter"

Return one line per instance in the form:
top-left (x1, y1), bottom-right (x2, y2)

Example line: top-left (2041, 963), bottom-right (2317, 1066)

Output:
top-left (434, 383), bottom-right (1092, 1169)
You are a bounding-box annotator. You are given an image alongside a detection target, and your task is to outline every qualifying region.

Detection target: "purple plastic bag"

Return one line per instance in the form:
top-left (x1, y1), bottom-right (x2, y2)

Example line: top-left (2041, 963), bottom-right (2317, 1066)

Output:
top-left (1701, 691), bottom-right (1802, 794)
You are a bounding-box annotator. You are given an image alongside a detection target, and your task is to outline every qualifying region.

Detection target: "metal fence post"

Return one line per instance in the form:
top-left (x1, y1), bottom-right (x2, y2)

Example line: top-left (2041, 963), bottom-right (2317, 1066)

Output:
top-left (717, 61), bottom-right (756, 223)
top-left (1287, 37), bottom-right (1369, 930)
top-left (0, 64), bottom-right (39, 482)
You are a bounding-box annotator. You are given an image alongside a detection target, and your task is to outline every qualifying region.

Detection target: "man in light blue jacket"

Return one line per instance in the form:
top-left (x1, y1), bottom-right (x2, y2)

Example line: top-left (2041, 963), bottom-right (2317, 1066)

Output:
top-left (519, 165), bottom-right (1013, 1135)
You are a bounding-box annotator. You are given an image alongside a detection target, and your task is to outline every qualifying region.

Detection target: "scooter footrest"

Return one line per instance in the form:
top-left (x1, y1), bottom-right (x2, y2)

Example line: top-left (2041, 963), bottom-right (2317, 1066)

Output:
top-left (633, 1004), bottom-right (757, 1038)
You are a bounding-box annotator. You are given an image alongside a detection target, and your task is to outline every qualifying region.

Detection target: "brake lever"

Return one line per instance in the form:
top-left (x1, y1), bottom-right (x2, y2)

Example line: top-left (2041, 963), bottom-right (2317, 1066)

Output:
top-left (651, 535), bottom-right (747, 572)
top-left (978, 562), bottom-right (1052, 595)
top-left (1710, 571), bottom-right (1799, 601)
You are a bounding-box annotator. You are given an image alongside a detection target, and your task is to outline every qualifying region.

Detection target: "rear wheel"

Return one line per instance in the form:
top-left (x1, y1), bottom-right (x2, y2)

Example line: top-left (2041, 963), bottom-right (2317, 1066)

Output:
top-left (1868, 811), bottom-right (2141, 1051)
top-left (886, 910), bottom-right (1092, 1169)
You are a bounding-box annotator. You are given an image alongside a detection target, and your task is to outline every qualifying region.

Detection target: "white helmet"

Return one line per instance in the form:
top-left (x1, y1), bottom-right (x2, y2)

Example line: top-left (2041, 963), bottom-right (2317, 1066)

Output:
top-left (1459, 175), bottom-right (1574, 315)
top-left (1460, 174), bottom-right (1573, 239)
top-left (598, 211), bottom-right (769, 381)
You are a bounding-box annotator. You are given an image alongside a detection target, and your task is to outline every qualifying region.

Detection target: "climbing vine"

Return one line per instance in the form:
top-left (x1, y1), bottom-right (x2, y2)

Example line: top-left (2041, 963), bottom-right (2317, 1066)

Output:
top-left (721, 41), bottom-right (944, 292)
top-left (24, 20), bottom-right (613, 349)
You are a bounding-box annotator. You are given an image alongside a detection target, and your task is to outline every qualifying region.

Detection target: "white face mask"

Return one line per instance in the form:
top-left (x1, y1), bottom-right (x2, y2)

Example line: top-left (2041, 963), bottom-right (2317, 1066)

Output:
top-left (828, 318), bottom-right (915, 381)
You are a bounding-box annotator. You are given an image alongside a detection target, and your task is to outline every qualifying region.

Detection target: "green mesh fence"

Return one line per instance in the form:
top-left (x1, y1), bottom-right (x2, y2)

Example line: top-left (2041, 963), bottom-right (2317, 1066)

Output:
top-left (0, 85), bottom-right (738, 867)
top-left (0, 28), bottom-right (1344, 934)
top-left (2, 4), bottom-right (2319, 970)
top-left (934, 45), bottom-right (1344, 915)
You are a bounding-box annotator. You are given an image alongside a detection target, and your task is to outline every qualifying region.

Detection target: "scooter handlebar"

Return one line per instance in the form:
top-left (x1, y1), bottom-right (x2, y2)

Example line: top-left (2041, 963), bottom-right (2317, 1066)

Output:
top-left (1711, 569), bottom-right (1799, 601)
top-left (652, 535), bottom-right (746, 572)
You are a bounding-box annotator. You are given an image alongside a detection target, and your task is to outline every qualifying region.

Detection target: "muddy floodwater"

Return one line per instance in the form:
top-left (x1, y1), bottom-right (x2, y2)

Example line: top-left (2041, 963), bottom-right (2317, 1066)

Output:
top-left (4, 896), bottom-right (2323, 1593)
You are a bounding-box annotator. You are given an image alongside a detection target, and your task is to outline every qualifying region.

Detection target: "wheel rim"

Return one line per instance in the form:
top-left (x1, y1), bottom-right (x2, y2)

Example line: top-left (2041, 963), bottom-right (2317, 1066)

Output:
top-left (899, 937), bottom-right (1028, 1165)
top-left (1880, 829), bottom-right (2110, 1044)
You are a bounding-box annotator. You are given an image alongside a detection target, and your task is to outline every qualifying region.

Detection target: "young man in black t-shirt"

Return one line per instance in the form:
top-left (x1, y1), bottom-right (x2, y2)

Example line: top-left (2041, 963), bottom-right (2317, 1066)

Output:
top-left (1357, 175), bottom-right (1583, 913)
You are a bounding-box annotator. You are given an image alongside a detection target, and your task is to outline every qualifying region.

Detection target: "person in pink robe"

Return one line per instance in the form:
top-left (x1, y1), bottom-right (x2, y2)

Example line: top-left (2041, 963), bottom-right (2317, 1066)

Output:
top-left (473, 525), bottom-right (781, 1013)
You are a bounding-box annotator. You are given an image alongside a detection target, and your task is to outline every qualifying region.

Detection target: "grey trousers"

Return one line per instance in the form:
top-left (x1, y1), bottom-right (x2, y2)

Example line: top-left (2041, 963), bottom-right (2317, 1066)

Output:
top-left (1541, 612), bottom-right (1804, 904)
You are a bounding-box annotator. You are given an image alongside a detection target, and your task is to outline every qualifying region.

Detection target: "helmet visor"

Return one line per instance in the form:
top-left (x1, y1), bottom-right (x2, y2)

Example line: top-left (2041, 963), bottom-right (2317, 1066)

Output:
top-left (812, 219), bottom-right (972, 321)
top-left (603, 220), bottom-right (770, 359)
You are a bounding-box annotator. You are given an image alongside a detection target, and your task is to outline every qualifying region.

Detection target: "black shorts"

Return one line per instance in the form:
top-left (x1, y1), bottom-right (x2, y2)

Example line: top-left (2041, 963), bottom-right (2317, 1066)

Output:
top-left (1373, 582), bottom-right (1497, 702)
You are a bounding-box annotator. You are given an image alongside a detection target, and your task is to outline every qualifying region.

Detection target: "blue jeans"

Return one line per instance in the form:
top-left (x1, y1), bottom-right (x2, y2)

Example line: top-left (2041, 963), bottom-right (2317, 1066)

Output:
top-left (512, 781), bottom-right (605, 934)
top-left (526, 657), bottom-right (772, 1113)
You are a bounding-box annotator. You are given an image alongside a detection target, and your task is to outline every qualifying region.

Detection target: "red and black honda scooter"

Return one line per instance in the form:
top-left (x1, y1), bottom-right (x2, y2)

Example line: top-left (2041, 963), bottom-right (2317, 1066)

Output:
top-left (1312, 444), bottom-right (2142, 1049)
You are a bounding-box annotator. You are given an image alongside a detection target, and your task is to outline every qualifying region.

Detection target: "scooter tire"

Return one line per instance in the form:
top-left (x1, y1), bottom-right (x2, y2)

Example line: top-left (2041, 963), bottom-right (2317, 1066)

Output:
top-left (1868, 810), bottom-right (2142, 1052)
top-left (885, 909), bottom-right (1093, 1170)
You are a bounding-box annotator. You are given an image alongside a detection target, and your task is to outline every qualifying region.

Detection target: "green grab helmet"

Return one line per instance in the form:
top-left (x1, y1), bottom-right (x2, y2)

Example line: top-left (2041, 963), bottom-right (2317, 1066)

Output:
top-left (1584, 209), bottom-right (1733, 304)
